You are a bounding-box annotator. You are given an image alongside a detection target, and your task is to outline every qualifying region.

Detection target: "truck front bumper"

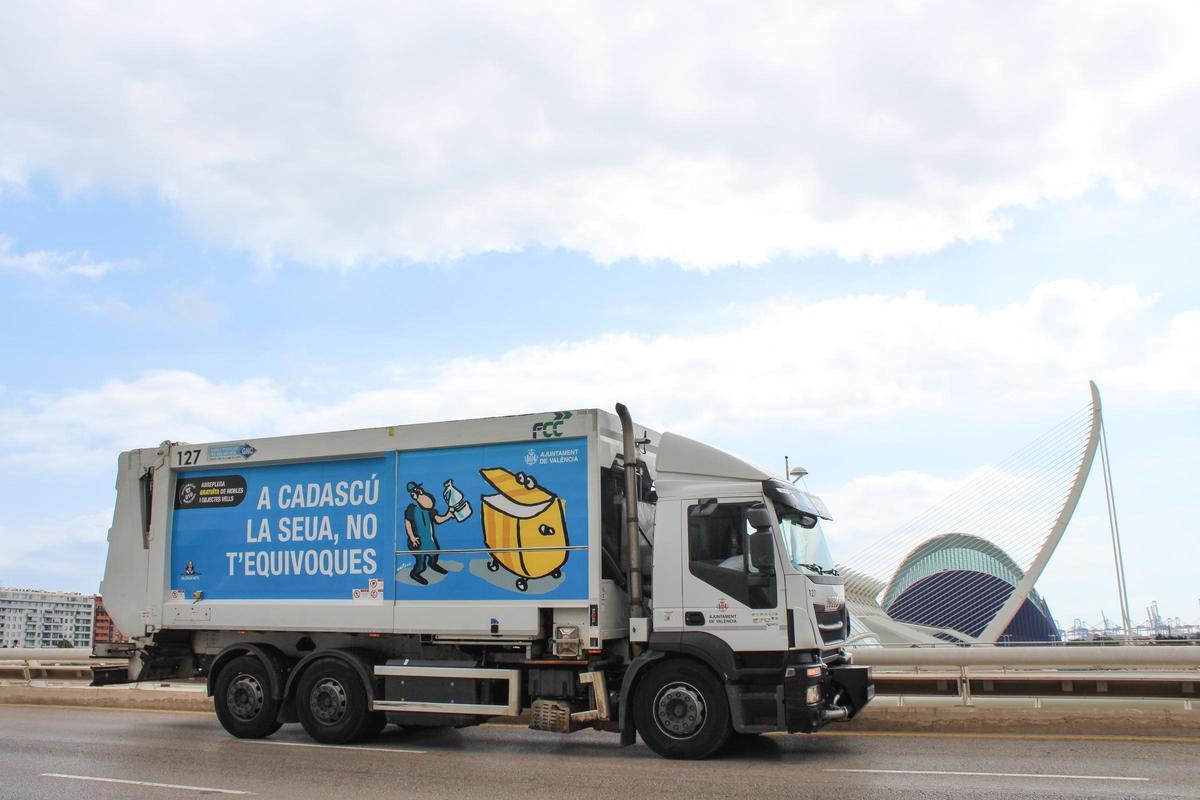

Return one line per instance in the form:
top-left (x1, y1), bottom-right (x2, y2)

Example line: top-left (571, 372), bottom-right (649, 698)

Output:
top-left (784, 663), bottom-right (874, 733)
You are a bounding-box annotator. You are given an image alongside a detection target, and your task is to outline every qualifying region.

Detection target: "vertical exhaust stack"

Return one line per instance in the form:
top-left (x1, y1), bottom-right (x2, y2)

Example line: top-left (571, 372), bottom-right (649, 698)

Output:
top-left (615, 404), bottom-right (645, 651)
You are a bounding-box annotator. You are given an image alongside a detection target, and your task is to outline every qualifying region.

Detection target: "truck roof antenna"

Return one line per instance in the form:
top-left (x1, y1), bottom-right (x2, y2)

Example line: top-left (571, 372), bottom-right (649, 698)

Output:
top-left (615, 403), bottom-right (645, 654)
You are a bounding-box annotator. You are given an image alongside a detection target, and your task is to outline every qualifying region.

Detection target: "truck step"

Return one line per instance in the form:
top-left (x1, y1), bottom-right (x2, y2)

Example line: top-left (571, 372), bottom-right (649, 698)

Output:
top-left (529, 699), bottom-right (574, 733)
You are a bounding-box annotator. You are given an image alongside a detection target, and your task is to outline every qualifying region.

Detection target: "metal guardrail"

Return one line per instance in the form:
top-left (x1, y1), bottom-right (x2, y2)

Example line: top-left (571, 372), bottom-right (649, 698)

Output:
top-left (1, 648), bottom-right (93, 660)
top-left (851, 645), bottom-right (1200, 708)
top-left (850, 644), bottom-right (1200, 669)
top-left (866, 667), bottom-right (1198, 708)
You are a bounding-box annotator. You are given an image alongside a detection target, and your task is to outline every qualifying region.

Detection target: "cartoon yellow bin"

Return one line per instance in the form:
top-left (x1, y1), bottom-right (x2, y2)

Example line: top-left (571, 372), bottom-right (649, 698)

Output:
top-left (479, 467), bottom-right (569, 592)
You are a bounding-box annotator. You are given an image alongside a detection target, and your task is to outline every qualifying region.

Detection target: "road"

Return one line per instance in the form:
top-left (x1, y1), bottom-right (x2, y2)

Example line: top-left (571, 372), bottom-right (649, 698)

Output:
top-left (1, 705), bottom-right (1197, 799)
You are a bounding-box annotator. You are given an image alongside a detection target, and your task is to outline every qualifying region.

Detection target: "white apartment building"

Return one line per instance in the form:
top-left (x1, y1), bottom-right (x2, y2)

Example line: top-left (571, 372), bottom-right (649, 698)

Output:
top-left (0, 588), bottom-right (95, 649)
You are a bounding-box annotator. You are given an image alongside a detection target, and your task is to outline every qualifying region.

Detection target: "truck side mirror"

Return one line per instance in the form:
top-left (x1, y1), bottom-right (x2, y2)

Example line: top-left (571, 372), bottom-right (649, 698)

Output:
top-left (749, 531), bottom-right (775, 575)
top-left (746, 503), bottom-right (772, 531)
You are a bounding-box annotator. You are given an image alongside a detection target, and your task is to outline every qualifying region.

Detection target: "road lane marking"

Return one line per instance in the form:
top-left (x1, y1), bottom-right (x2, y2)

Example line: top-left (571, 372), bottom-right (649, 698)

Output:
top-left (825, 769), bottom-right (1148, 782)
top-left (241, 739), bottom-right (427, 754)
top-left (41, 773), bottom-right (250, 794)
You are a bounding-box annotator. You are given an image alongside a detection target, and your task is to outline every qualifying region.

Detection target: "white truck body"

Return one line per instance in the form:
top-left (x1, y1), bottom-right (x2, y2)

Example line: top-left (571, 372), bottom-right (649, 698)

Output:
top-left (104, 409), bottom-right (630, 642)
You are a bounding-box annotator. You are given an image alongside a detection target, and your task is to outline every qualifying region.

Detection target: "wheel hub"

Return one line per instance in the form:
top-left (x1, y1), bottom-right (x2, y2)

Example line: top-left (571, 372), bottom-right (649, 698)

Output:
top-left (654, 682), bottom-right (706, 739)
top-left (227, 674), bottom-right (265, 722)
top-left (310, 677), bottom-right (348, 725)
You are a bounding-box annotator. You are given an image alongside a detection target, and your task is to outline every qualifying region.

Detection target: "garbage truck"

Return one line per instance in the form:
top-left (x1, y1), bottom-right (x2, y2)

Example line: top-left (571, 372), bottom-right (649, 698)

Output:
top-left (98, 405), bottom-right (871, 759)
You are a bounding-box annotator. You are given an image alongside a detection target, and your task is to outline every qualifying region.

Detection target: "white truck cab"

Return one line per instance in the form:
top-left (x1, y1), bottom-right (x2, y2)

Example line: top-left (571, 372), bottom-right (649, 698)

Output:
top-left (625, 432), bottom-right (867, 749)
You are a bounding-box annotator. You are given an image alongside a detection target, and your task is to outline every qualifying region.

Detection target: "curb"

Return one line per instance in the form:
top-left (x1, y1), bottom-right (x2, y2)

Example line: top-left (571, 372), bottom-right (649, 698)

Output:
top-left (841, 704), bottom-right (1200, 737)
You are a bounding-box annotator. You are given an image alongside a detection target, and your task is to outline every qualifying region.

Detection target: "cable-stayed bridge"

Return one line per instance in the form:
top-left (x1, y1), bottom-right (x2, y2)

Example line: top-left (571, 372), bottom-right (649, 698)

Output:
top-left (840, 381), bottom-right (1131, 646)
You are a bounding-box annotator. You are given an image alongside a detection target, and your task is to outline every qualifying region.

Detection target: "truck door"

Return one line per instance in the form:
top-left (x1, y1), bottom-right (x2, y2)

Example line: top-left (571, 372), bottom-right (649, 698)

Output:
top-left (680, 498), bottom-right (787, 651)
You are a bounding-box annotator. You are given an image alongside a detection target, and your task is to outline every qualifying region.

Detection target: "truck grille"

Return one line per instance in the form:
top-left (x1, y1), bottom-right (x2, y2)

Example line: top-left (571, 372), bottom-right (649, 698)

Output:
top-left (815, 607), bottom-right (847, 645)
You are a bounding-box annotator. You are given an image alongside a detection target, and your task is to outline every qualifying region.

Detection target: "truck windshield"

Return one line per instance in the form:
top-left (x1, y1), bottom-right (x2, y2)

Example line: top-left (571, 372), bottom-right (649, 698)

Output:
top-left (775, 509), bottom-right (837, 576)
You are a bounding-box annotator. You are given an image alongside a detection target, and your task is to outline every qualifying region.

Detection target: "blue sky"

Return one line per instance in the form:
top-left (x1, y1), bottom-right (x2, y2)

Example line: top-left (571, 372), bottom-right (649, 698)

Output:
top-left (1, 2), bottom-right (1198, 630)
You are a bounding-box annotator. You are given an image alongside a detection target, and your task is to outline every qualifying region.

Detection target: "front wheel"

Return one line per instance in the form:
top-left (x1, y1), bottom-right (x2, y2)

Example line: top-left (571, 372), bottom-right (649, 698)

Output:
top-left (214, 655), bottom-right (283, 739)
top-left (295, 659), bottom-right (375, 744)
top-left (633, 660), bottom-right (730, 760)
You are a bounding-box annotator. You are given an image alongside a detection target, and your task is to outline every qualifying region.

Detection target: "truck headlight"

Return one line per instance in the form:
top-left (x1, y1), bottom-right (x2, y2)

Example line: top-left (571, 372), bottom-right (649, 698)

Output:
top-left (805, 684), bottom-right (821, 705)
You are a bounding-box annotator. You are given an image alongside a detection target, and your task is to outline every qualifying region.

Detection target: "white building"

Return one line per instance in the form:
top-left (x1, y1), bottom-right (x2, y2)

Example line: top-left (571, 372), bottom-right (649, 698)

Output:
top-left (0, 588), bottom-right (95, 649)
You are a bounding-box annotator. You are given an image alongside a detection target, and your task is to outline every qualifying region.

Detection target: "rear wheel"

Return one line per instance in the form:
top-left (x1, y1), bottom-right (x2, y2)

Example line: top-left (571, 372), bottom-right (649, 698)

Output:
top-left (214, 655), bottom-right (283, 739)
top-left (633, 660), bottom-right (730, 760)
top-left (295, 659), bottom-right (374, 744)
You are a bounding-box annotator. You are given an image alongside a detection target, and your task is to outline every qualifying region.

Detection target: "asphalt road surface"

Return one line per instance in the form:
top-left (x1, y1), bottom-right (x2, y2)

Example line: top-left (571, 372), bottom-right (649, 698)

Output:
top-left (1, 705), bottom-right (1197, 800)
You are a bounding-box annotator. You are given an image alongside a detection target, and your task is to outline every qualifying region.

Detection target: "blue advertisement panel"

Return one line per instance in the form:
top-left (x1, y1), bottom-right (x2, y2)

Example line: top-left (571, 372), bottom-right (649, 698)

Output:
top-left (394, 437), bottom-right (589, 602)
top-left (168, 437), bottom-right (589, 604)
top-left (170, 455), bottom-right (395, 601)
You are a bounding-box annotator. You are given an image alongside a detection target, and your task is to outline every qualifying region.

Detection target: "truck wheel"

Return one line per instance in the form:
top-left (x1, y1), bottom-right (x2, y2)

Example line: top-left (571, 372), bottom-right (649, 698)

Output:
top-left (214, 655), bottom-right (283, 739)
top-left (295, 659), bottom-right (374, 744)
top-left (515, 577), bottom-right (529, 591)
top-left (633, 661), bottom-right (730, 760)
top-left (487, 559), bottom-right (500, 572)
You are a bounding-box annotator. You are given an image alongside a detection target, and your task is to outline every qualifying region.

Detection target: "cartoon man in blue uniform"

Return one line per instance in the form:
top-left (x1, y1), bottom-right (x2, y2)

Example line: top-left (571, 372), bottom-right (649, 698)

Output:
top-left (404, 481), bottom-right (456, 585)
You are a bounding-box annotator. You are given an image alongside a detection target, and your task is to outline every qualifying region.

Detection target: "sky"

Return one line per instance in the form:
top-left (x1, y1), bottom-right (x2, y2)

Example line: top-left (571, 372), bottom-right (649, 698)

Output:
top-left (1, 2), bottom-right (1197, 630)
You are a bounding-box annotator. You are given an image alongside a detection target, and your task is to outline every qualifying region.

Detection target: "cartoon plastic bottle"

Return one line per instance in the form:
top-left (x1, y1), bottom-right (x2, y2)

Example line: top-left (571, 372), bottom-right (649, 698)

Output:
top-left (443, 479), bottom-right (473, 522)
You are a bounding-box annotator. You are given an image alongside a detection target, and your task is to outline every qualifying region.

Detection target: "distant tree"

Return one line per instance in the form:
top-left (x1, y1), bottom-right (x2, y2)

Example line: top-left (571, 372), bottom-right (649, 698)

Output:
top-left (55, 639), bottom-right (74, 648)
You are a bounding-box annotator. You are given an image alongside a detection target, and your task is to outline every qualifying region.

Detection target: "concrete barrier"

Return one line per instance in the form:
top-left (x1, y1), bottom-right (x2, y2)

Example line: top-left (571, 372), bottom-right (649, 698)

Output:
top-left (0, 683), bottom-right (210, 713)
top-left (841, 699), bottom-right (1200, 737)
top-left (0, 650), bottom-right (127, 685)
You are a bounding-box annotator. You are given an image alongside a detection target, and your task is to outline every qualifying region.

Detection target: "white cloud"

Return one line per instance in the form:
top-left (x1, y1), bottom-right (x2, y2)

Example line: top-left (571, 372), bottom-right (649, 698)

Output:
top-left (1106, 310), bottom-right (1200, 396)
top-left (823, 470), bottom-right (964, 552)
top-left (1, 3), bottom-right (1199, 269)
top-left (829, 460), bottom-right (1077, 571)
top-left (0, 234), bottom-right (131, 278)
top-left (0, 509), bottom-right (111, 589)
top-left (0, 372), bottom-right (294, 471)
top-left (0, 279), bottom-right (1192, 473)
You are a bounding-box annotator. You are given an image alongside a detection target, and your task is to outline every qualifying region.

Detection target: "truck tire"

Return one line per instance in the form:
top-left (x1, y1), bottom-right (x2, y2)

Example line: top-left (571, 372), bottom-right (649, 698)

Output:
top-left (214, 655), bottom-right (283, 739)
top-left (632, 660), bottom-right (731, 760)
top-left (295, 659), bottom-right (375, 744)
